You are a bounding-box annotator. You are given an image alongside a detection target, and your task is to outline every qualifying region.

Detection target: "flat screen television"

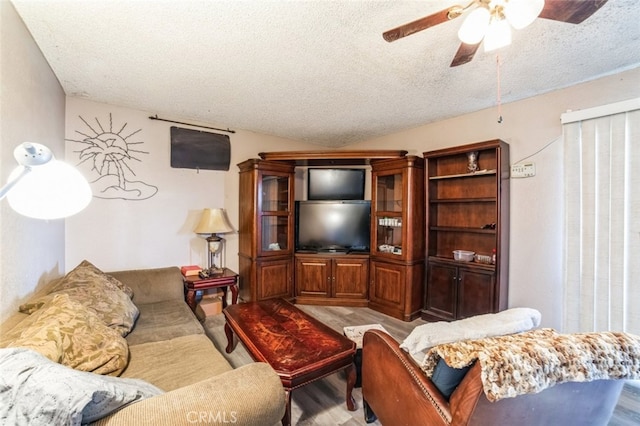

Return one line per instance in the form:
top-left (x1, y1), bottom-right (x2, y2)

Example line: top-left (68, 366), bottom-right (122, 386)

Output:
top-left (170, 126), bottom-right (231, 171)
top-left (307, 168), bottom-right (365, 200)
top-left (295, 200), bottom-right (370, 252)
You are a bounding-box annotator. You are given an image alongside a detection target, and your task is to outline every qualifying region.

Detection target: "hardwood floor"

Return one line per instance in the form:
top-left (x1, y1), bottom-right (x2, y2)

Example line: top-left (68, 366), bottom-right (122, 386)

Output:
top-left (610, 382), bottom-right (640, 426)
top-left (202, 304), bottom-right (639, 426)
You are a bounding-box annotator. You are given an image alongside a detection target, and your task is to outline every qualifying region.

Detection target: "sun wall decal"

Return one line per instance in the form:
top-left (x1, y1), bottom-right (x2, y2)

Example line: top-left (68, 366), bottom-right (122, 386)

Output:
top-left (67, 113), bottom-right (158, 200)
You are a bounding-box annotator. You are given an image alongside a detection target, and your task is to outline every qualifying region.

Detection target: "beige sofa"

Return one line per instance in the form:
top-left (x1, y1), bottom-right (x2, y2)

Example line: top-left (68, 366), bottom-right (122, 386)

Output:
top-left (0, 264), bottom-right (286, 425)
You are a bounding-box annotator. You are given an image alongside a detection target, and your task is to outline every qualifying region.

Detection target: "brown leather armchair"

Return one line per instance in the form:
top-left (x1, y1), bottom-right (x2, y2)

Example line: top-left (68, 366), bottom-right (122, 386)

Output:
top-left (361, 329), bottom-right (625, 426)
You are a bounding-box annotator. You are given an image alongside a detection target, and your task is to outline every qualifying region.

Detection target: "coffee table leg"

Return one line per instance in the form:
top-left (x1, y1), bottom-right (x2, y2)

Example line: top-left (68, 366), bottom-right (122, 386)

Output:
top-left (345, 362), bottom-right (356, 411)
top-left (224, 322), bottom-right (236, 353)
top-left (281, 389), bottom-right (292, 426)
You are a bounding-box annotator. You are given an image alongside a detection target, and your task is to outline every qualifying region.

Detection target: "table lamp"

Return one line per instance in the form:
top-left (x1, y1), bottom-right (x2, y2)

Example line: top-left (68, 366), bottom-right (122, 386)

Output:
top-left (194, 208), bottom-right (234, 274)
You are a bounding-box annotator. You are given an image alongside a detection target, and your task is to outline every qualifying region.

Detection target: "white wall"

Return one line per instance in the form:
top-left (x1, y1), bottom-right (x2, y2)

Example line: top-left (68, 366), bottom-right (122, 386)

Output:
top-left (64, 98), bottom-right (320, 273)
top-left (0, 1), bottom-right (67, 323)
top-left (351, 67), bottom-right (640, 330)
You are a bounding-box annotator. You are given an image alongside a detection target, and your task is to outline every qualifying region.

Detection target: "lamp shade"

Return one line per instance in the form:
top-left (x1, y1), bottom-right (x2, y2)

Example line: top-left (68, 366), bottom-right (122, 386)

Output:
top-left (194, 208), bottom-right (234, 234)
top-left (483, 18), bottom-right (512, 52)
top-left (504, 0), bottom-right (545, 30)
top-left (458, 6), bottom-right (490, 45)
top-left (4, 143), bottom-right (91, 220)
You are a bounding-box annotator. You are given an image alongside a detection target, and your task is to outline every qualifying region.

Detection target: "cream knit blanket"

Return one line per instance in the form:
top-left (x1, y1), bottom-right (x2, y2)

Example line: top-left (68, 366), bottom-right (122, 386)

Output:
top-left (422, 328), bottom-right (640, 401)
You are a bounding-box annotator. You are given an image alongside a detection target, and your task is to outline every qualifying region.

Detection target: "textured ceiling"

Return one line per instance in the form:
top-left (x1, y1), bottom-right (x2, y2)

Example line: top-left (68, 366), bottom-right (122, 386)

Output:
top-left (11, 0), bottom-right (640, 147)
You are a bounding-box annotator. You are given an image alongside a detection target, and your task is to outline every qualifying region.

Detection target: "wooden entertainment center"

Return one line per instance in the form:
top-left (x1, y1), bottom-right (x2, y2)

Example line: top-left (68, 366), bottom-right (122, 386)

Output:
top-left (237, 142), bottom-right (509, 322)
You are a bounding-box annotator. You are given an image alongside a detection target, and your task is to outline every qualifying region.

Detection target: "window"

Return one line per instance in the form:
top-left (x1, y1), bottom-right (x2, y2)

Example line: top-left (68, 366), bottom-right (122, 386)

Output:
top-left (562, 98), bottom-right (640, 333)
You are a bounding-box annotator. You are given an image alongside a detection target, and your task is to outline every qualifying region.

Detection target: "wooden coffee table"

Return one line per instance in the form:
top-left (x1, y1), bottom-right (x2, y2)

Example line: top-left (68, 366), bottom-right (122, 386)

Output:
top-left (223, 298), bottom-right (357, 426)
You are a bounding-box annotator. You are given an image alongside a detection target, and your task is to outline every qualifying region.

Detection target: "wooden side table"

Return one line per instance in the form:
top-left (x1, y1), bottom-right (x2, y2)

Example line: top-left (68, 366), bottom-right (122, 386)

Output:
top-left (183, 268), bottom-right (239, 311)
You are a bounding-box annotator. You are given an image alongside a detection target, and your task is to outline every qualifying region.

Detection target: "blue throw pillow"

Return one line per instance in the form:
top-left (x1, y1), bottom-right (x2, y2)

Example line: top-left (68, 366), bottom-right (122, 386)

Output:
top-left (430, 358), bottom-right (471, 400)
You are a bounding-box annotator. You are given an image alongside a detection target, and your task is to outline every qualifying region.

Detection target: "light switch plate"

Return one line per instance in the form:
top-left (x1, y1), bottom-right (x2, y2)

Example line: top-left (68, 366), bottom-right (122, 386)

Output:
top-left (511, 162), bottom-right (536, 178)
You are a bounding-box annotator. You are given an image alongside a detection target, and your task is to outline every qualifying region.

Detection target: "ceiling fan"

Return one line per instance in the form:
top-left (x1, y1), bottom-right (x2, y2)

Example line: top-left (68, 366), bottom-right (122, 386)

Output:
top-left (383, 0), bottom-right (609, 67)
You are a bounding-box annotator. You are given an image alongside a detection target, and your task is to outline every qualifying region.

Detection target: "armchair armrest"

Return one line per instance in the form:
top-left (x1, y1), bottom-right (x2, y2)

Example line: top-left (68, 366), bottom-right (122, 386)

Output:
top-left (449, 362), bottom-right (625, 425)
top-left (93, 363), bottom-right (286, 426)
top-left (362, 329), bottom-right (451, 426)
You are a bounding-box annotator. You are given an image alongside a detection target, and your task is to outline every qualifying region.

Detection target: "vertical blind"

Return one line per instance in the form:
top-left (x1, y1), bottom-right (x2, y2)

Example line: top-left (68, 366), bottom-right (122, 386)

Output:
top-left (562, 99), bottom-right (640, 334)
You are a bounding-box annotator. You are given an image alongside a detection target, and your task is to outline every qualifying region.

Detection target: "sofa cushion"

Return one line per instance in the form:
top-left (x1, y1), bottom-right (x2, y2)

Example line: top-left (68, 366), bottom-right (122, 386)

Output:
top-left (109, 266), bottom-right (185, 305)
top-left (122, 334), bottom-right (233, 391)
top-left (92, 363), bottom-right (286, 426)
top-left (0, 347), bottom-right (162, 426)
top-left (1, 294), bottom-right (129, 376)
top-left (19, 260), bottom-right (139, 336)
top-left (125, 300), bottom-right (204, 346)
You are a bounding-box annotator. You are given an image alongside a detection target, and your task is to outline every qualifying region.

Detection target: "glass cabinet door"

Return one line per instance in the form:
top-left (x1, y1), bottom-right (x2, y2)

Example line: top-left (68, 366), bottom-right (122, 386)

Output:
top-left (259, 172), bottom-right (291, 255)
top-left (376, 174), bottom-right (403, 213)
top-left (261, 216), bottom-right (289, 252)
top-left (374, 173), bottom-right (403, 256)
top-left (261, 174), bottom-right (290, 212)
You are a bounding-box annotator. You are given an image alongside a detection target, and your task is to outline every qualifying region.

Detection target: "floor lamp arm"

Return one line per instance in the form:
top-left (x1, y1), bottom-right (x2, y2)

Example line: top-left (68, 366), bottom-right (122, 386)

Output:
top-left (0, 166), bottom-right (31, 201)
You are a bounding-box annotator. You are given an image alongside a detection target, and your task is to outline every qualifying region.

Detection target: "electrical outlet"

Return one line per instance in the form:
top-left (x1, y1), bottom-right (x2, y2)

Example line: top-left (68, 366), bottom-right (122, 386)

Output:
top-left (511, 162), bottom-right (536, 178)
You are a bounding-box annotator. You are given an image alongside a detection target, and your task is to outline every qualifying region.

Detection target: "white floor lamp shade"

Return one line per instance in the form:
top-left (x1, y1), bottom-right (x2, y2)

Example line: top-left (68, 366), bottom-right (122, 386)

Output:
top-left (0, 142), bottom-right (92, 220)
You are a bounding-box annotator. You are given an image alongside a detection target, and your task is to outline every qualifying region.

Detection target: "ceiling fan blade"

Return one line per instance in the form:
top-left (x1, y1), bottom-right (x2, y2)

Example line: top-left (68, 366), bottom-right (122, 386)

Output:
top-left (383, 7), bottom-right (458, 42)
top-left (538, 0), bottom-right (608, 24)
top-left (450, 42), bottom-right (480, 67)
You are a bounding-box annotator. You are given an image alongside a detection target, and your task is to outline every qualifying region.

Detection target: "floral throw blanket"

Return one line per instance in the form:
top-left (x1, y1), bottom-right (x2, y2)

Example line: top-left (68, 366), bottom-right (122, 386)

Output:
top-left (422, 328), bottom-right (640, 402)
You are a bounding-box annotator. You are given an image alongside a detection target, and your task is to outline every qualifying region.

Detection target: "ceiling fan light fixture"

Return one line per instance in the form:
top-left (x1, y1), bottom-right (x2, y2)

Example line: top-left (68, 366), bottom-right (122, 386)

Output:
top-left (458, 6), bottom-right (490, 44)
top-left (382, 0), bottom-right (608, 67)
top-left (483, 17), bottom-right (512, 52)
top-left (504, 0), bottom-right (545, 29)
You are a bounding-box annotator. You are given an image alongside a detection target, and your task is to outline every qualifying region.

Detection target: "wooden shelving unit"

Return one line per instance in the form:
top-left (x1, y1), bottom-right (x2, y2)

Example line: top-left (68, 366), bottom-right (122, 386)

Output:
top-left (369, 156), bottom-right (425, 321)
top-left (237, 159), bottom-right (295, 302)
top-left (238, 151), bottom-right (411, 309)
top-left (422, 140), bottom-right (510, 321)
